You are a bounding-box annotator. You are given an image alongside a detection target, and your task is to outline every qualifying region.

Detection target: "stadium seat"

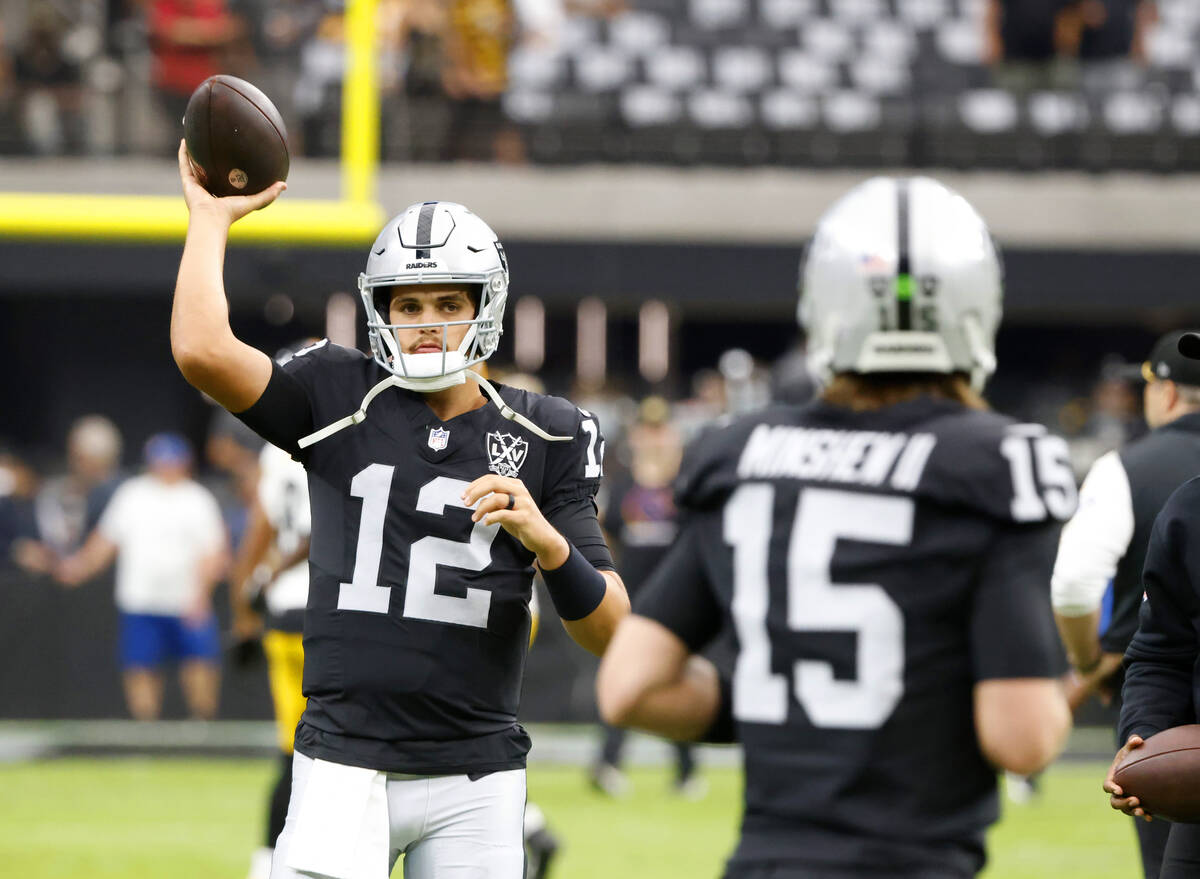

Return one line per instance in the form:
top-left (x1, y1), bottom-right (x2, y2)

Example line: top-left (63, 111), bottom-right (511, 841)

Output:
top-left (712, 46), bottom-right (774, 93)
top-left (690, 0), bottom-right (750, 29)
top-left (508, 47), bottom-right (567, 92)
top-left (574, 47), bottom-right (634, 93)
top-left (609, 12), bottom-right (672, 56)
top-left (689, 88), bottom-right (755, 128)
top-left (896, 0), bottom-right (949, 30)
top-left (622, 86), bottom-right (684, 127)
top-left (646, 46), bottom-right (707, 91)
top-left (850, 59), bottom-right (910, 96)
top-left (803, 19), bottom-right (856, 61)
top-left (827, 0), bottom-right (887, 24)
top-left (758, 0), bottom-right (817, 29)
top-left (761, 89), bottom-right (820, 129)
top-left (778, 50), bottom-right (839, 93)
top-left (959, 89), bottom-right (1018, 134)
top-left (937, 19), bottom-right (985, 65)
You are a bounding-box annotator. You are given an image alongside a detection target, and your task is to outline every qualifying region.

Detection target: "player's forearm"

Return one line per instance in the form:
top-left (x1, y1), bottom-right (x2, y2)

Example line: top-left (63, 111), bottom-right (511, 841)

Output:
top-left (1054, 608), bottom-right (1103, 672)
top-left (604, 656), bottom-right (721, 741)
top-left (974, 678), bottom-right (1071, 775)
top-left (172, 210), bottom-right (237, 370)
top-left (562, 571), bottom-right (630, 655)
top-left (170, 210), bottom-right (272, 410)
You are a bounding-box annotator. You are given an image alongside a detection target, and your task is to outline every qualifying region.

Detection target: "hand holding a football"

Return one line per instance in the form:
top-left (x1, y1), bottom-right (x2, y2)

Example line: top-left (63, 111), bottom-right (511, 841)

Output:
top-left (1105, 735), bottom-right (1151, 820)
top-left (178, 140), bottom-right (286, 228)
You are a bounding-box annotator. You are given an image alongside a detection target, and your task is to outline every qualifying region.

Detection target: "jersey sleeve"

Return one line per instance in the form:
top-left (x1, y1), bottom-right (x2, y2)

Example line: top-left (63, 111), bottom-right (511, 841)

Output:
top-left (541, 406), bottom-right (613, 570)
top-left (1051, 450), bottom-right (1135, 616)
top-left (918, 414), bottom-right (1078, 527)
top-left (634, 520), bottom-right (723, 652)
top-left (1119, 481), bottom-right (1200, 742)
top-left (971, 521), bottom-right (1067, 681)
top-left (232, 339), bottom-right (356, 460)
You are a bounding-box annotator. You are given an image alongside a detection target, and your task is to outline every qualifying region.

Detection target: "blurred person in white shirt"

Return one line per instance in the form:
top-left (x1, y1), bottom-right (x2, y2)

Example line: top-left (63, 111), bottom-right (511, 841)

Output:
top-left (55, 433), bottom-right (230, 720)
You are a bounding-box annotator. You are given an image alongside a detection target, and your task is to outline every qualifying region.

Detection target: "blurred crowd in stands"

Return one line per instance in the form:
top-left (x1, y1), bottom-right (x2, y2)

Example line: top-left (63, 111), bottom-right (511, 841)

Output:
top-left (0, 0), bottom-right (1187, 167)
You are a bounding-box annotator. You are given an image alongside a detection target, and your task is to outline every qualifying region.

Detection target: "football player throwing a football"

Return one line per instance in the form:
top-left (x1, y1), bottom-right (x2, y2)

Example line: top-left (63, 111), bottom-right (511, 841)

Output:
top-left (597, 177), bottom-right (1073, 879)
top-left (171, 144), bottom-right (628, 879)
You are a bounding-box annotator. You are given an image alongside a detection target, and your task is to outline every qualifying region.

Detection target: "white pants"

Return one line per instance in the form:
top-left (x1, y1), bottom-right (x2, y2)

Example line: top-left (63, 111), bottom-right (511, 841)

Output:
top-left (272, 750), bottom-right (527, 879)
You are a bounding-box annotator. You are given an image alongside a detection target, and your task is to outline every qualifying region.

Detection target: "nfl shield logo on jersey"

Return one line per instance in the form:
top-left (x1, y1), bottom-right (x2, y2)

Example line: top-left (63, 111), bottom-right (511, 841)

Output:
top-left (428, 427), bottom-right (450, 451)
top-left (486, 432), bottom-right (528, 478)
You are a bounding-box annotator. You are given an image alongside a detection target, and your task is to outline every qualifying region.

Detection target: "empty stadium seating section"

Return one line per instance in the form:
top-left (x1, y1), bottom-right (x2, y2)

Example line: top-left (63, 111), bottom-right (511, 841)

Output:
top-left (502, 0), bottom-right (1200, 169)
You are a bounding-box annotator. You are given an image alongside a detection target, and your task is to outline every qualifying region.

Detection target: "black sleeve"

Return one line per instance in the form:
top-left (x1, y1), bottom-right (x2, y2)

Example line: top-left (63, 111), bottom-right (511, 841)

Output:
top-left (635, 521), bottom-right (723, 653)
top-left (542, 409), bottom-right (605, 515)
top-left (546, 496), bottom-right (614, 572)
top-left (971, 521), bottom-right (1067, 681)
top-left (1119, 487), bottom-right (1200, 742)
top-left (233, 361), bottom-right (315, 460)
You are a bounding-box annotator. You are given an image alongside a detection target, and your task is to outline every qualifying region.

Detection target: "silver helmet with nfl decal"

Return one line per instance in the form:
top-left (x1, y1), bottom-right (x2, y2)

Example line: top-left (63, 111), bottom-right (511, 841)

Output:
top-left (798, 176), bottom-right (1003, 390)
top-left (360, 201), bottom-right (510, 392)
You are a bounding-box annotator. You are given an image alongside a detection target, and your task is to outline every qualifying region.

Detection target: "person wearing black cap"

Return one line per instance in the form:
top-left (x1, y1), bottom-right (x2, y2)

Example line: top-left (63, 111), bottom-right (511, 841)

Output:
top-left (1104, 331), bottom-right (1200, 878)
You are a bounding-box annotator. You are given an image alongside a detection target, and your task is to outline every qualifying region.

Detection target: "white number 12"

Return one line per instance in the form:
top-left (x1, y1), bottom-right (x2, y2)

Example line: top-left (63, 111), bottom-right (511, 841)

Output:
top-left (337, 466), bottom-right (501, 628)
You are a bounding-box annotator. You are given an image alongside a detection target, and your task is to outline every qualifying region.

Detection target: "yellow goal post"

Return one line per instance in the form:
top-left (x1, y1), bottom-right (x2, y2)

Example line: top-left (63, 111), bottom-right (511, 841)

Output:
top-left (0, 0), bottom-right (384, 246)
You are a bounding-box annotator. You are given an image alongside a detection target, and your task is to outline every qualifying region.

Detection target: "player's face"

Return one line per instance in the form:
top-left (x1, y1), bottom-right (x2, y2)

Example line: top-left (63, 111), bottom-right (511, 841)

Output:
top-left (388, 285), bottom-right (477, 355)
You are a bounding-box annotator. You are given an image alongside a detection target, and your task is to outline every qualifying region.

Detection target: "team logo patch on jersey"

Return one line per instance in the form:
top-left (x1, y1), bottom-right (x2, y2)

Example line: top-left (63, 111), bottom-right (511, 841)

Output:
top-left (428, 427), bottom-right (450, 451)
top-left (486, 432), bottom-right (528, 478)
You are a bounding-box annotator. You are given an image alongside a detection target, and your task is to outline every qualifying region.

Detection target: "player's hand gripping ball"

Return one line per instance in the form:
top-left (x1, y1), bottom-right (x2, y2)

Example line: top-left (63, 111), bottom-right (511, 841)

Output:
top-left (183, 74), bottom-right (289, 198)
top-left (1109, 726), bottom-right (1200, 822)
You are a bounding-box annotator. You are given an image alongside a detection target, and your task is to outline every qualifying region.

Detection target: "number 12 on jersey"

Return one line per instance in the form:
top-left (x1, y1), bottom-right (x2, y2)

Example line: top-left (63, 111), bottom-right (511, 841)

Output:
top-left (726, 484), bottom-right (913, 730)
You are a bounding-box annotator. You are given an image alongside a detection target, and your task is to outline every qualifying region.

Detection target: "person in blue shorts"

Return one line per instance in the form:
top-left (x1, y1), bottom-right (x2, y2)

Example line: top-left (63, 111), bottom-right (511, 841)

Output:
top-left (55, 433), bottom-right (230, 719)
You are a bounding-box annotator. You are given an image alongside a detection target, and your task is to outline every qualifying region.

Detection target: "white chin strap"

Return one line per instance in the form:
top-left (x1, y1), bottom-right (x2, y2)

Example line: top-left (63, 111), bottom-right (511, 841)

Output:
top-left (297, 370), bottom-right (571, 450)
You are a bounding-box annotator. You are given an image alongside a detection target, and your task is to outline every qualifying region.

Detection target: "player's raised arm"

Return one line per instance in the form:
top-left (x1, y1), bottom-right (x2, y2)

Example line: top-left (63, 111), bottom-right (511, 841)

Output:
top-left (170, 139), bottom-right (285, 412)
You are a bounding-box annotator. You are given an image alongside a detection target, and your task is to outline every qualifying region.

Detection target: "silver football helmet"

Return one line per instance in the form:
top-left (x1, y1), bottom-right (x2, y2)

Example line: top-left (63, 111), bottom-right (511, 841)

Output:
top-left (798, 176), bottom-right (1003, 390)
top-left (360, 201), bottom-right (510, 392)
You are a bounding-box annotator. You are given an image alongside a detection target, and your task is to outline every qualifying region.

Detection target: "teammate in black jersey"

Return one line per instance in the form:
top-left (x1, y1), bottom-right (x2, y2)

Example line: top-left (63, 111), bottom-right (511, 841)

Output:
top-left (597, 176), bottom-right (1073, 879)
top-left (170, 142), bottom-right (628, 879)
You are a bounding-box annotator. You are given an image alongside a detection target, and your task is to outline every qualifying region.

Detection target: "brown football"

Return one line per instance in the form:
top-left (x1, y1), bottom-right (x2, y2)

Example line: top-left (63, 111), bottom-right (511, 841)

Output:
top-left (1114, 725), bottom-right (1200, 822)
top-left (183, 74), bottom-right (289, 198)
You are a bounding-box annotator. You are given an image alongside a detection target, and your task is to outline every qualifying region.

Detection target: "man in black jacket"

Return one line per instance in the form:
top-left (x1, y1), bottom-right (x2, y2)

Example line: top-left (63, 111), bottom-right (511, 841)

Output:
top-left (1105, 331), bottom-right (1200, 878)
top-left (1058, 331), bottom-right (1200, 879)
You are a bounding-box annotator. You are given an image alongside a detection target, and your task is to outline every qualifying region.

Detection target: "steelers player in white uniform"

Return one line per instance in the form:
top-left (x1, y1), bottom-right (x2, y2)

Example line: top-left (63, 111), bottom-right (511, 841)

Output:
top-left (232, 433), bottom-right (313, 879)
top-left (171, 145), bottom-right (627, 879)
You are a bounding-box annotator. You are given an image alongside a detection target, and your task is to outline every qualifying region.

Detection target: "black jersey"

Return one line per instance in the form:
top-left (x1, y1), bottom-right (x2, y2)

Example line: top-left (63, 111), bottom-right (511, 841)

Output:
top-left (236, 340), bottom-right (613, 775)
top-left (637, 396), bottom-right (1070, 877)
top-left (1119, 477), bottom-right (1200, 744)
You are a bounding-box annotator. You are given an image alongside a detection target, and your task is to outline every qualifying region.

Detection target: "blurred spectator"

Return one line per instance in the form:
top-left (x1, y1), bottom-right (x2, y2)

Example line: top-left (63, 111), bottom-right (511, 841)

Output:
top-left (443, 0), bottom-right (524, 162)
top-left (147, 0), bottom-right (242, 146)
top-left (673, 368), bottom-right (727, 442)
top-left (1067, 356), bottom-right (1145, 477)
top-left (390, 0), bottom-right (453, 161)
top-left (591, 397), bottom-right (703, 799)
top-left (54, 433), bottom-right (229, 721)
top-left (984, 0), bottom-right (1081, 93)
top-left (293, 2), bottom-right (344, 156)
top-left (14, 3), bottom-right (84, 155)
top-left (0, 447), bottom-right (39, 570)
top-left (253, 0), bottom-right (325, 145)
top-left (205, 406), bottom-right (263, 549)
top-left (28, 415), bottom-right (124, 568)
top-left (1075, 0), bottom-right (1158, 95)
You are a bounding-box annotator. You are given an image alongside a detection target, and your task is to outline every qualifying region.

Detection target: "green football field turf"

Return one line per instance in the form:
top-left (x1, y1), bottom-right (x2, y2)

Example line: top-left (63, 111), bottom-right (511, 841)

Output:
top-left (0, 758), bottom-right (1142, 879)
